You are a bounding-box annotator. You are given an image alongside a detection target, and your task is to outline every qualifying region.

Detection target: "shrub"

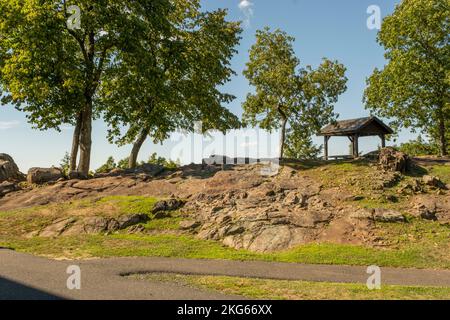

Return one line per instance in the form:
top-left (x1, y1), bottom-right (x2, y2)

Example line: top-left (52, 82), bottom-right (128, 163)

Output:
top-left (96, 156), bottom-right (117, 174)
top-left (398, 136), bottom-right (439, 157)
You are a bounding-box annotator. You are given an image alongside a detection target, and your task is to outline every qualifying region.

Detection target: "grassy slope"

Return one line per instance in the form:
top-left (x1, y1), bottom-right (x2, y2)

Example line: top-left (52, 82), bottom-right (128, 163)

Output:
top-left (0, 162), bottom-right (449, 269)
top-left (131, 273), bottom-right (450, 300)
top-left (3, 231), bottom-right (448, 268)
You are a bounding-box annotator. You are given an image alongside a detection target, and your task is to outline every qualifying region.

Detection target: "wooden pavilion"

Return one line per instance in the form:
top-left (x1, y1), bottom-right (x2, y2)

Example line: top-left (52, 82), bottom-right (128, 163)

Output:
top-left (319, 116), bottom-right (394, 160)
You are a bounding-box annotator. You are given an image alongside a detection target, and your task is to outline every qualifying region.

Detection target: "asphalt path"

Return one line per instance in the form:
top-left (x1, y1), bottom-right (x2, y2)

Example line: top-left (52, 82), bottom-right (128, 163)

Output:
top-left (1, 249), bottom-right (449, 300)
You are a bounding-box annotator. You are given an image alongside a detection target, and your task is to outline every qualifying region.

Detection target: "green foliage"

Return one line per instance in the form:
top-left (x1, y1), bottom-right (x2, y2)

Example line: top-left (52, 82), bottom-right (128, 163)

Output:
top-left (146, 153), bottom-right (179, 170)
top-left (242, 27), bottom-right (347, 158)
top-left (398, 136), bottom-right (440, 156)
top-left (100, 0), bottom-right (242, 150)
top-left (117, 157), bottom-right (130, 170)
top-left (285, 127), bottom-right (322, 159)
top-left (0, 0), bottom-right (183, 173)
top-left (117, 154), bottom-right (180, 170)
top-left (0, 0), bottom-right (85, 129)
top-left (95, 156), bottom-right (117, 174)
top-left (364, 0), bottom-right (450, 156)
top-left (59, 152), bottom-right (71, 177)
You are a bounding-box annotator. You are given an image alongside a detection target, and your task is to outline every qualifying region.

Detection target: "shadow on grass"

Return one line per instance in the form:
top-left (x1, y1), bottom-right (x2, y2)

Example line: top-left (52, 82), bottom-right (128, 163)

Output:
top-left (405, 163), bottom-right (429, 178)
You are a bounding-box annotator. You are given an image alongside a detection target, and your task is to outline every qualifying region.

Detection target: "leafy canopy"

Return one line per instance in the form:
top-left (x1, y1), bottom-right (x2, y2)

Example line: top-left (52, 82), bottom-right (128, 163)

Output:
top-left (398, 136), bottom-right (440, 157)
top-left (0, 0), bottom-right (174, 130)
top-left (242, 28), bottom-right (347, 157)
top-left (364, 0), bottom-right (449, 155)
top-left (99, 0), bottom-right (242, 147)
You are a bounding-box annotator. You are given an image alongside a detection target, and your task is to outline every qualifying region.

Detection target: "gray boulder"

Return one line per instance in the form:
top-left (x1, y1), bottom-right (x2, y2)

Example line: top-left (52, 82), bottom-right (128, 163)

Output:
top-left (0, 181), bottom-right (20, 197)
top-left (373, 208), bottom-right (406, 223)
top-left (117, 214), bottom-right (149, 229)
top-left (422, 175), bottom-right (447, 190)
top-left (0, 154), bottom-right (25, 182)
top-left (152, 199), bottom-right (185, 214)
top-left (351, 208), bottom-right (405, 222)
top-left (27, 167), bottom-right (63, 184)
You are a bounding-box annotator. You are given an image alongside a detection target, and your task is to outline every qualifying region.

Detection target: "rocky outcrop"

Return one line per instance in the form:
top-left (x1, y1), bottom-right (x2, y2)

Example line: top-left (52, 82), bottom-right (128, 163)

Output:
top-left (378, 148), bottom-right (410, 173)
top-left (152, 199), bottom-right (185, 216)
top-left (36, 214), bottom-right (150, 238)
top-left (27, 167), bottom-right (63, 185)
top-left (351, 208), bottom-right (405, 223)
top-left (129, 163), bottom-right (166, 176)
top-left (0, 181), bottom-right (20, 197)
top-left (178, 166), bottom-right (394, 252)
top-left (0, 154), bottom-right (24, 197)
top-left (93, 164), bottom-right (166, 179)
top-left (2, 159), bottom-right (447, 252)
top-left (68, 171), bottom-right (88, 180)
top-left (397, 175), bottom-right (447, 195)
top-left (0, 154), bottom-right (25, 182)
top-left (422, 175), bottom-right (447, 190)
top-left (411, 195), bottom-right (450, 224)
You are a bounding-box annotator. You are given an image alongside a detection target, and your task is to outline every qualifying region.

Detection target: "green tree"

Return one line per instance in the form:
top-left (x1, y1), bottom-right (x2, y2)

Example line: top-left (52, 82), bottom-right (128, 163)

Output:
top-left (285, 126), bottom-right (322, 160)
top-left (59, 152), bottom-right (71, 177)
top-left (146, 152), bottom-right (179, 170)
top-left (364, 0), bottom-right (450, 156)
top-left (242, 28), bottom-right (347, 158)
top-left (95, 156), bottom-right (116, 174)
top-left (117, 157), bottom-right (130, 170)
top-left (0, 0), bottom-right (174, 176)
top-left (398, 135), bottom-right (439, 156)
top-left (100, 1), bottom-right (242, 168)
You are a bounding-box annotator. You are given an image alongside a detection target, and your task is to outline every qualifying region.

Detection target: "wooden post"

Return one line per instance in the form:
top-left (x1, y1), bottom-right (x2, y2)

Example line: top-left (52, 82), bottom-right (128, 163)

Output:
top-left (222, 155), bottom-right (226, 171)
top-left (324, 136), bottom-right (329, 160)
top-left (348, 136), bottom-right (354, 157)
top-left (380, 134), bottom-right (386, 148)
top-left (354, 134), bottom-right (359, 158)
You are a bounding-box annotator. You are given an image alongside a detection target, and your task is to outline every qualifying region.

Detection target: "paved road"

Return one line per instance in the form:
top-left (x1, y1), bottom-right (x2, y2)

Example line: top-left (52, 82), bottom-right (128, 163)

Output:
top-left (1, 249), bottom-right (449, 300)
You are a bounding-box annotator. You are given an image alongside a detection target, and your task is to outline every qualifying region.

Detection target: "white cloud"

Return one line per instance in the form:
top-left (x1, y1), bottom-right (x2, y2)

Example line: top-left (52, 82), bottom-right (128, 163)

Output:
top-left (0, 121), bottom-right (20, 130)
top-left (238, 0), bottom-right (254, 27)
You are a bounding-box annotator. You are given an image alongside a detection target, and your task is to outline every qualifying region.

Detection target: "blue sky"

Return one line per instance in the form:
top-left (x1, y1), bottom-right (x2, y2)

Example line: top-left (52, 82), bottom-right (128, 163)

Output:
top-left (1, 0), bottom-right (416, 172)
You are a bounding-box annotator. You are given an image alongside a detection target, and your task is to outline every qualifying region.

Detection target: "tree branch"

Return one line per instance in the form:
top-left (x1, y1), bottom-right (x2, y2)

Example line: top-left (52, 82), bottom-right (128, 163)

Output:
top-left (63, 0), bottom-right (88, 63)
top-left (92, 43), bottom-right (114, 90)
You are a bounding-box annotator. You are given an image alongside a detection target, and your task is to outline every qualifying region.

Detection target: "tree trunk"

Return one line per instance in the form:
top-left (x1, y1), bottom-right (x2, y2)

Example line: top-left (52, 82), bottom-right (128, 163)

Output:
top-left (438, 115), bottom-right (448, 156)
top-left (70, 112), bottom-right (82, 172)
top-left (129, 127), bottom-right (150, 169)
top-left (77, 100), bottom-right (93, 176)
top-left (279, 117), bottom-right (288, 159)
top-left (75, 30), bottom-right (98, 177)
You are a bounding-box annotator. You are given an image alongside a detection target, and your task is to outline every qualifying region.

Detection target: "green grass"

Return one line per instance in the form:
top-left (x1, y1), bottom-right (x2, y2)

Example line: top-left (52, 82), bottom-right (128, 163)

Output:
top-left (0, 196), bottom-right (159, 220)
top-left (131, 273), bottom-right (450, 300)
top-left (304, 161), bottom-right (449, 212)
top-left (1, 229), bottom-right (448, 269)
top-left (0, 184), bottom-right (448, 269)
top-left (0, 195), bottom-right (163, 236)
top-left (428, 165), bottom-right (450, 184)
top-left (143, 216), bottom-right (184, 231)
top-left (354, 197), bottom-right (402, 210)
top-left (96, 196), bottom-right (159, 215)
